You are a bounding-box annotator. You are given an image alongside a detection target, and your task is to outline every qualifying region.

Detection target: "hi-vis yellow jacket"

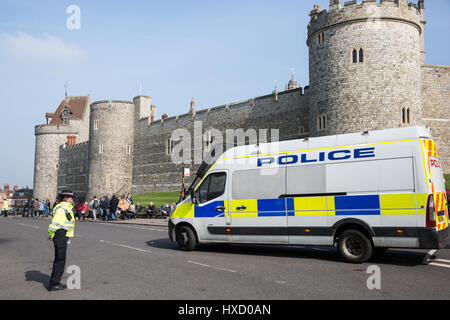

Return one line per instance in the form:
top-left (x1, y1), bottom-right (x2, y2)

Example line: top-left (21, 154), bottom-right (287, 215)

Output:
top-left (48, 202), bottom-right (75, 239)
top-left (2, 201), bottom-right (8, 210)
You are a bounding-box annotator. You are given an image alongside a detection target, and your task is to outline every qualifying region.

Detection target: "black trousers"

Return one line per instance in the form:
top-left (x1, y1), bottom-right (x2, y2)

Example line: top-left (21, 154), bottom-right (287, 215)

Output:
top-left (49, 229), bottom-right (68, 286)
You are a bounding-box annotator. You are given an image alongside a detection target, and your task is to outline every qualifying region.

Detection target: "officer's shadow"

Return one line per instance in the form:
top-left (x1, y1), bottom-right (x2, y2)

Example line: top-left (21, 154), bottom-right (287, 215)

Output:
top-left (25, 270), bottom-right (50, 290)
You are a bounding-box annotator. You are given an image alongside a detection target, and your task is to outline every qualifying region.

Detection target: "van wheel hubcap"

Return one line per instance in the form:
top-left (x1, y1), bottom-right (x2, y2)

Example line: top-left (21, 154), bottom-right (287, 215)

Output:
top-left (179, 232), bottom-right (188, 246)
top-left (345, 236), bottom-right (363, 256)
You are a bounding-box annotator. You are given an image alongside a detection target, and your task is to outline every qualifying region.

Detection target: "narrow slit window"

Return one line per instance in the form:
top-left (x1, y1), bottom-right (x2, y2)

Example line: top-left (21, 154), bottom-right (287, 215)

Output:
top-left (352, 49), bottom-right (357, 64)
top-left (359, 49), bottom-right (364, 63)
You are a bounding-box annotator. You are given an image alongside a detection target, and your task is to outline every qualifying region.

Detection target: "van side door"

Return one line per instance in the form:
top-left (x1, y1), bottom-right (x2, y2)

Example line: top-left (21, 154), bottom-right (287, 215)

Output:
top-left (228, 166), bottom-right (288, 244)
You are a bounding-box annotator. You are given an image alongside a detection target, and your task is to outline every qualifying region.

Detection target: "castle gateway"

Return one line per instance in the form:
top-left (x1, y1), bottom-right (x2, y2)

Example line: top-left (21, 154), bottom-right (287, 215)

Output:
top-left (33, 0), bottom-right (449, 202)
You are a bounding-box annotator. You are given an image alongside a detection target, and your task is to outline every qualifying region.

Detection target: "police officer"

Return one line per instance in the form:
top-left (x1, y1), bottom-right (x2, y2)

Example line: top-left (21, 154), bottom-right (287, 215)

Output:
top-left (2, 200), bottom-right (8, 217)
top-left (47, 190), bottom-right (75, 291)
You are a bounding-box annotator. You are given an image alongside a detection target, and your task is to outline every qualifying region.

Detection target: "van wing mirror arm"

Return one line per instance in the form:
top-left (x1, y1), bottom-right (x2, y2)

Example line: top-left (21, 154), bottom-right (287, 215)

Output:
top-left (185, 162), bottom-right (210, 199)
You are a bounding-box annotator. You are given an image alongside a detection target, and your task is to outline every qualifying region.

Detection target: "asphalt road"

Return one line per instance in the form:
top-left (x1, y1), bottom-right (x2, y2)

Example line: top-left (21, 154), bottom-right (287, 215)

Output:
top-left (1, 216), bottom-right (449, 300)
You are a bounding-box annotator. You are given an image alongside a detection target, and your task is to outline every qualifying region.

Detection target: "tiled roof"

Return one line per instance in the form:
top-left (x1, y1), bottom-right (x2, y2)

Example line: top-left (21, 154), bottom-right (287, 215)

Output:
top-left (48, 96), bottom-right (89, 125)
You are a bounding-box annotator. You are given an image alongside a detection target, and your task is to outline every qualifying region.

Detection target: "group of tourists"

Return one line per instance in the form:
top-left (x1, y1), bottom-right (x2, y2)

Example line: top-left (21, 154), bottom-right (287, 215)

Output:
top-left (76, 193), bottom-right (138, 221)
top-left (23, 199), bottom-right (53, 218)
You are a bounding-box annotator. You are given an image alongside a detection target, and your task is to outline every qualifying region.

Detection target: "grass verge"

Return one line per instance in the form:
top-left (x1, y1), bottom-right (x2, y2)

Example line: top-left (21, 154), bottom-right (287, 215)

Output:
top-left (132, 192), bottom-right (180, 208)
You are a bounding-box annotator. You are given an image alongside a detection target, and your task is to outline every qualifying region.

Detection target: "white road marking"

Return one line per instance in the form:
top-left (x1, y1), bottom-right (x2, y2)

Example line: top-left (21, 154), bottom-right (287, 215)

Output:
top-left (18, 223), bottom-right (39, 229)
top-left (99, 240), bottom-right (151, 253)
top-left (434, 259), bottom-right (450, 264)
top-left (429, 263), bottom-right (450, 269)
top-left (96, 223), bottom-right (166, 232)
top-left (187, 261), bottom-right (237, 273)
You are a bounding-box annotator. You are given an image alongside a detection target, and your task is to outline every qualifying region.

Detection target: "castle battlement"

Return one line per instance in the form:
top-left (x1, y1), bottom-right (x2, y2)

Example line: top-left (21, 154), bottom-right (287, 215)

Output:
top-left (140, 87), bottom-right (306, 129)
top-left (91, 100), bottom-right (134, 109)
top-left (35, 123), bottom-right (80, 135)
top-left (60, 141), bottom-right (89, 152)
top-left (308, 0), bottom-right (424, 40)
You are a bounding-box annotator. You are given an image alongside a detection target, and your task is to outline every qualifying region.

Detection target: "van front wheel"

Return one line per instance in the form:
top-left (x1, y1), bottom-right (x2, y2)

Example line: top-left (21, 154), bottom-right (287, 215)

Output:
top-left (176, 226), bottom-right (197, 251)
top-left (338, 230), bottom-right (373, 263)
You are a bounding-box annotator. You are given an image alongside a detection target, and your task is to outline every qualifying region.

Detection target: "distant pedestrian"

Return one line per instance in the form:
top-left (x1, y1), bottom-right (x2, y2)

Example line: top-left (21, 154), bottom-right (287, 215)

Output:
top-left (101, 195), bottom-right (110, 221)
top-left (109, 194), bottom-right (119, 221)
top-left (47, 190), bottom-right (75, 292)
top-left (43, 200), bottom-right (50, 217)
top-left (82, 202), bottom-right (88, 220)
top-left (90, 196), bottom-right (99, 221)
top-left (39, 200), bottom-right (44, 217)
top-left (32, 199), bottom-right (39, 218)
top-left (2, 200), bottom-right (9, 217)
top-left (75, 200), bottom-right (82, 220)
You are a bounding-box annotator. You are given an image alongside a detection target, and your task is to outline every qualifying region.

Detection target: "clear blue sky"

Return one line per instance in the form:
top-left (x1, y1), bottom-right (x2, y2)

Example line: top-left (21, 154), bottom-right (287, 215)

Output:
top-left (0, 0), bottom-right (449, 188)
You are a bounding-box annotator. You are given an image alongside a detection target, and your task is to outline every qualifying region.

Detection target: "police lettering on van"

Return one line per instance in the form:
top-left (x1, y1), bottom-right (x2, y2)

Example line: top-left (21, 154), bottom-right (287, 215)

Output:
top-left (257, 147), bottom-right (375, 167)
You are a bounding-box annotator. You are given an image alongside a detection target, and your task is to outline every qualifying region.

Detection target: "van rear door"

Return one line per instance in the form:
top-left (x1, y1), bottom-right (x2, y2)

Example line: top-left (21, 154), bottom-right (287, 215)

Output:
top-left (423, 139), bottom-right (449, 231)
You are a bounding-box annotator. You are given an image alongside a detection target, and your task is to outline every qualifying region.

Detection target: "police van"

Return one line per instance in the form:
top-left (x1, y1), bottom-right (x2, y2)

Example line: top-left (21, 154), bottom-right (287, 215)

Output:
top-left (169, 126), bottom-right (449, 263)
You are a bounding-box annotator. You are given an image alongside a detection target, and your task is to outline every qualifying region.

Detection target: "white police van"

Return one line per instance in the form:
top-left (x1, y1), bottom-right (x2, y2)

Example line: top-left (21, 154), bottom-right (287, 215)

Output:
top-left (169, 126), bottom-right (449, 263)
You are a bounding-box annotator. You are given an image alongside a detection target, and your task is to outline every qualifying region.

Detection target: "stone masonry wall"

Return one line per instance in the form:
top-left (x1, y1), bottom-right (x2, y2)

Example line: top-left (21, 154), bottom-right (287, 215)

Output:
top-left (132, 88), bottom-right (309, 194)
top-left (57, 142), bottom-right (89, 200)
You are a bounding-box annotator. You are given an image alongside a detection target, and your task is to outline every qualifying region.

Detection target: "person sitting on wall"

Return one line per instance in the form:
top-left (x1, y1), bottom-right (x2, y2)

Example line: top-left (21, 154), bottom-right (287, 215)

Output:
top-left (133, 203), bottom-right (141, 220)
top-left (81, 201), bottom-right (88, 220)
top-left (118, 195), bottom-right (130, 220)
top-left (146, 202), bottom-right (156, 218)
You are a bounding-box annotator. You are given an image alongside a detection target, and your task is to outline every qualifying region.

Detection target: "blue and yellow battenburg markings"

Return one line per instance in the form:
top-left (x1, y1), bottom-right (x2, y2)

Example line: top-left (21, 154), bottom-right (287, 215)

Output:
top-left (170, 194), bottom-right (425, 219)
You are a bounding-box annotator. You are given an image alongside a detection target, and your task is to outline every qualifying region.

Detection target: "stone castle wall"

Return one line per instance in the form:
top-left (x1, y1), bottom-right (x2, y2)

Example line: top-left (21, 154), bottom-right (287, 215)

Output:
top-left (57, 142), bottom-right (89, 200)
top-left (131, 88), bottom-right (310, 194)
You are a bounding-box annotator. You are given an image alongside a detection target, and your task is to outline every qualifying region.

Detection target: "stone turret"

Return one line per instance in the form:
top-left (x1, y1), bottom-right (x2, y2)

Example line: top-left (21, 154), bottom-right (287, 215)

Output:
top-left (307, 0), bottom-right (425, 136)
top-left (190, 98), bottom-right (196, 115)
top-left (87, 100), bottom-right (135, 198)
top-left (33, 95), bottom-right (90, 202)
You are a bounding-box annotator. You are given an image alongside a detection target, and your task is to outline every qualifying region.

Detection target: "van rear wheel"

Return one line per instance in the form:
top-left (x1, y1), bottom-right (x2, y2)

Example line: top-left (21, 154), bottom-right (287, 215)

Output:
top-left (338, 229), bottom-right (373, 263)
top-left (176, 226), bottom-right (197, 251)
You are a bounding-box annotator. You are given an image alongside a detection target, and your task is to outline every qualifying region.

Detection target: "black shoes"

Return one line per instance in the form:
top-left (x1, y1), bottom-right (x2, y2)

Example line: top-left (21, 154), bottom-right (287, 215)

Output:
top-left (48, 283), bottom-right (67, 292)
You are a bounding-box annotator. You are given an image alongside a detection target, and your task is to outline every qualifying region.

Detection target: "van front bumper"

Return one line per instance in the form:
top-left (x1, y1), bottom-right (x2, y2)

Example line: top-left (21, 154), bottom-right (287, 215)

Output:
top-left (419, 227), bottom-right (449, 249)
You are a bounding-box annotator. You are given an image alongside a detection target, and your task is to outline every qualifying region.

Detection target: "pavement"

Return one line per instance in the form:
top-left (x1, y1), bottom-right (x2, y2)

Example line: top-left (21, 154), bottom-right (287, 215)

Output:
top-left (1, 215), bottom-right (449, 300)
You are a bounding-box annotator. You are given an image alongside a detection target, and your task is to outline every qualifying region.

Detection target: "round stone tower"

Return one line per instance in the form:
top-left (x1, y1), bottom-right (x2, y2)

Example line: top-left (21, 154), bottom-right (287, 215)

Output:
top-left (87, 101), bottom-right (135, 199)
top-left (34, 126), bottom-right (79, 202)
top-left (307, 0), bottom-right (425, 136)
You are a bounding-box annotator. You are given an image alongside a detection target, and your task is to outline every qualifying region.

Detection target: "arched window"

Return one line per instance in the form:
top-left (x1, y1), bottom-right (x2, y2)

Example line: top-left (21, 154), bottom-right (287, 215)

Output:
top-left (318, 32), bottom-right (325, 44)
top-left (359, 49), bottom-right (364, 63)
top-left (401, 108), bottom-right (411, 124)
top-left (352, 49), bottom-right (357, 63)
top-left (317, 114), bottom-right (327, 131)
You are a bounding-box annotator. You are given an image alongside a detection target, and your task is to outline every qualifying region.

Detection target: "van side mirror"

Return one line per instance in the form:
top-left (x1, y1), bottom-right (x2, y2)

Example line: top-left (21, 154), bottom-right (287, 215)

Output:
top-left (192, 196), bottom-right (199, 206)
